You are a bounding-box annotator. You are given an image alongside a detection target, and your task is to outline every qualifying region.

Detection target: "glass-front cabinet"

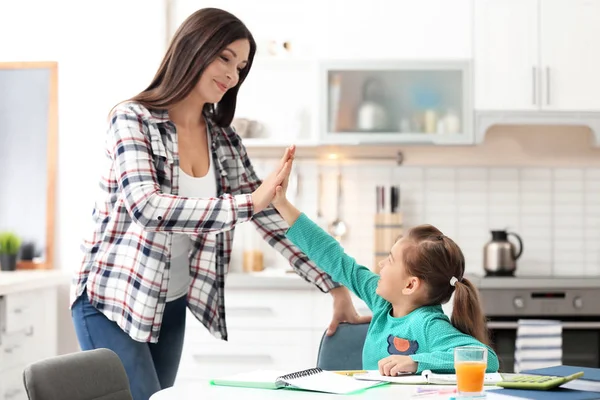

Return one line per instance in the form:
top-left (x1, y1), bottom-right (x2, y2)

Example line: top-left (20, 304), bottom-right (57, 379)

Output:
top-left (320, 60), bottom-right (474, 145)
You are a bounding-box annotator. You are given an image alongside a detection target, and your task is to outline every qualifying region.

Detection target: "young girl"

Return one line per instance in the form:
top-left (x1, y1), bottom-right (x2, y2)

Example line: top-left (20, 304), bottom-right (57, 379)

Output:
top-left (272, 158), bottom-right (499, 376)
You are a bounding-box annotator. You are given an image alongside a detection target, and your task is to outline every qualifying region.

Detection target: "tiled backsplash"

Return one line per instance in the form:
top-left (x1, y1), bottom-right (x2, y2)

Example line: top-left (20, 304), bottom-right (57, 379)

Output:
top-left (234, 162), bottom-right (600, 278)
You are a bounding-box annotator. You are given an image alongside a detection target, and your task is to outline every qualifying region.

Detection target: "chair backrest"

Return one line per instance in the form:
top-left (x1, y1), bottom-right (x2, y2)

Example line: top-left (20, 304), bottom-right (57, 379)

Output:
top-left (23, 348), bottom-right (133, 400)
top-left (316, 322), bottom-right (369, 371)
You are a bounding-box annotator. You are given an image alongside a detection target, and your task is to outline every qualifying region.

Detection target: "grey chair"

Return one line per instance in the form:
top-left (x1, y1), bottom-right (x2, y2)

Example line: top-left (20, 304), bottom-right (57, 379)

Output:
top-left (316, 322), bottom-right (370, 370)
top-left (22, 348), bottom-right (133, 400)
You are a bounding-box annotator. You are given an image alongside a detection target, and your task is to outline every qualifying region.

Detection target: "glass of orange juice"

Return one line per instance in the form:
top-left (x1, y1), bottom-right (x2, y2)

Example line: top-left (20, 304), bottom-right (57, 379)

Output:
top-left (454, 346), bottom-right (488, 396)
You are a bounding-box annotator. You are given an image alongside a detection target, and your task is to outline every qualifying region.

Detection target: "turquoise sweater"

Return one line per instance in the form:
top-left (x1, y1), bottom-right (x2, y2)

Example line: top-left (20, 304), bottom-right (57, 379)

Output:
top-left (287, 214), bottom-right (499, 374)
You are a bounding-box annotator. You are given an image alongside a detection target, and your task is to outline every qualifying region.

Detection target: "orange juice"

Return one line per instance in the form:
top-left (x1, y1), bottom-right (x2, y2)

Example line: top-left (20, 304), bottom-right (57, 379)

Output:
top-left (455, 361), bottom-right (486, 393)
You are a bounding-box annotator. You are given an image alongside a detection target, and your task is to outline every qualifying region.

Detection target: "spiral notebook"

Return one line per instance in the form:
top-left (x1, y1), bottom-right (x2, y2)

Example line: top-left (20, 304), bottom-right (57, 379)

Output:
top-left (210, 367), bottom-right (387, 394)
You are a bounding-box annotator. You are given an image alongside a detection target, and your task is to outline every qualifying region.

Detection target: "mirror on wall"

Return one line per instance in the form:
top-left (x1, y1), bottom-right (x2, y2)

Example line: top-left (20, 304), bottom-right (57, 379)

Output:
top-left (0, 62), bottom-right (58, 270)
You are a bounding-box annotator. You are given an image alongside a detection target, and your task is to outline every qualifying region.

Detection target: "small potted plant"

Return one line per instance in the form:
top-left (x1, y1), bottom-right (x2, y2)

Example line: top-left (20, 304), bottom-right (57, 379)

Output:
top-left (0, 232), bottom-right (22, 271)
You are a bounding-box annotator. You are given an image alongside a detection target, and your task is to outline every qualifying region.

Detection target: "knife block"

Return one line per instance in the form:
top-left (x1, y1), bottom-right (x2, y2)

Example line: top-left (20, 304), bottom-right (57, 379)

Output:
top-left (373, 213), bottom-right (403, 274)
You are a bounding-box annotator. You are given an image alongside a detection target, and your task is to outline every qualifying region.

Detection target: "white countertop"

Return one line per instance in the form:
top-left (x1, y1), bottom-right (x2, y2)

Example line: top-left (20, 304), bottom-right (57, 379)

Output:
top-left (466, 274), bottom-right (600, 289)
top-left (0, 270), bottom-right (69, 295)
top-left (226, 270), bottom-right (600, 290)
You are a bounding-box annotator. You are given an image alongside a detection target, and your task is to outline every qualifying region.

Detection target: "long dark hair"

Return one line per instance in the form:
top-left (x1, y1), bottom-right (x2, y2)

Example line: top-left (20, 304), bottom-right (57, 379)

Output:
top-left (129, 8), bottom-right (256, 127)
top-left (402, 224), bottom-right (490, 345)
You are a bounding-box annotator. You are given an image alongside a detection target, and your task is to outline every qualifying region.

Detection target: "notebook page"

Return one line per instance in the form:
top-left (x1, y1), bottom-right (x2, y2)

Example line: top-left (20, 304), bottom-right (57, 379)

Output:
top-left (211, 369), bottom-right (286, 388)
top-left (283, 371), bottom-right (385, 394)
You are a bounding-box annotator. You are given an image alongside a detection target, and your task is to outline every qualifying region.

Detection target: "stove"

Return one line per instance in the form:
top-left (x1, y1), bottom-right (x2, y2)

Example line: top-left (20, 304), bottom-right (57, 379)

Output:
top-left (467, 275), bottom-right (600, 372)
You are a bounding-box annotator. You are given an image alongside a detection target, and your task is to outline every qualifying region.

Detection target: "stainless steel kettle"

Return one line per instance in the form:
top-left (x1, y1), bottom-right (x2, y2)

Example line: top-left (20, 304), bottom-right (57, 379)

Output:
top-left (483, 230), bottom-right (523, 276)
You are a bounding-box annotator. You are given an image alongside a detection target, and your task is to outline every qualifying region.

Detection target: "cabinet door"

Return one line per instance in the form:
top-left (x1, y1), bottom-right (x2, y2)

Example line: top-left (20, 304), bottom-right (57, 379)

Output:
top-left (320, 0), bottom-right (473, 59)
top-left (474, 0), bottom-right (540, 110)
top-left (540, 0), bottom-right (600, 111)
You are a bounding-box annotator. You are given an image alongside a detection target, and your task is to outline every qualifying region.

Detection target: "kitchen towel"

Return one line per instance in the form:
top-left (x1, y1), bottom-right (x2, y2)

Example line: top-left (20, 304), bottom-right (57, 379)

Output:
top-left (514, 319), bottom-right (562, 373)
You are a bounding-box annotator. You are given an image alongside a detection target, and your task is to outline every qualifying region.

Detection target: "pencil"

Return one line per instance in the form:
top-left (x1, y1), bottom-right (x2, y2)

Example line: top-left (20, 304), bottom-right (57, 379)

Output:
top-left (333, 370), bottom-right (367, 376)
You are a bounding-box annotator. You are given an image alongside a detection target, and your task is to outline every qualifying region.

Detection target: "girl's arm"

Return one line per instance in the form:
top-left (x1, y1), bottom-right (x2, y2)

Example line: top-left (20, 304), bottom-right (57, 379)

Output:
top-left (275, 199), bottom-right (382, 310)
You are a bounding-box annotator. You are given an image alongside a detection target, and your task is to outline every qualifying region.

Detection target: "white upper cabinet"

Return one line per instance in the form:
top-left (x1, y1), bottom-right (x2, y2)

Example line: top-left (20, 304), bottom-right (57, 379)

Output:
top-left (319, 0), bottom-right (473, 60)
top-left (474, 0), bottom-right (539, 110)
top-left (540, 0), bottom-right (600, 111)
top-left (475, 0), bottom-right (600, 112)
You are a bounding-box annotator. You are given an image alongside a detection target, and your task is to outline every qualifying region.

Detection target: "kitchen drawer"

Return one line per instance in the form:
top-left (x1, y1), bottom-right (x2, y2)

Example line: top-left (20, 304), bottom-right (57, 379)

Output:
top-left (1, 290), bottom-right (41, 334)
top-left (0, 327), bottom-right (37, 372)
top-left (0, 365), bottom-right (28, 400)
top-left (224, 290), bottom-right (313, 329)
top-left (177, 342), bottom-right (314, 382)
top-left (183, 328), bottom-right (312, 352)
top-left (185, 315), bottom-right (315, 346)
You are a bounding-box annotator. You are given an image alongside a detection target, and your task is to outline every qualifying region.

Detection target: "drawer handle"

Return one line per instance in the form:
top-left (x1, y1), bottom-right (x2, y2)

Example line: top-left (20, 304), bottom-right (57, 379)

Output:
top-left (192, 354), bottom-right (273, 364)
top-left (227, 307), bottom-right (274, 317)
top-left (12, 308), bottom-right (24, 314)
top-left (5, 388), bottom-right (22, 399)
top-left (4, 344), bottom-right (20, 354)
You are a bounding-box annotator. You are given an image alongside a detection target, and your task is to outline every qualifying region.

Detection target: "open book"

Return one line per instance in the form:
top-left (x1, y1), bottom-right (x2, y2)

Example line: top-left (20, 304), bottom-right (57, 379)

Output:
top-left (354, 369), bottom-right (503, 385)
top-left (210, 367), bottom-right (387, 395)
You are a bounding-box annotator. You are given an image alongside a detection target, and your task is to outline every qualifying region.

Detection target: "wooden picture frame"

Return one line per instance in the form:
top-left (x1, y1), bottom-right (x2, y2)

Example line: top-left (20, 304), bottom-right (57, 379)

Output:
top-left (0, 61), bottom-right (58, 270)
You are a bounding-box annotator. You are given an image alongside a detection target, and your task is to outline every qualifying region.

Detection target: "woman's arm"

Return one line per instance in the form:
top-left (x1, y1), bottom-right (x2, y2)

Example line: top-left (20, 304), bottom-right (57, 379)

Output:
top-left (109, 103), bottom-right (289, 234)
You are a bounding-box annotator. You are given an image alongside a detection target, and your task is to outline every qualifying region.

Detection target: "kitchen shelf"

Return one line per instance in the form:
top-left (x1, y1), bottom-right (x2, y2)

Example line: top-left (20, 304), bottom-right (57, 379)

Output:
top-left (241, 138), bottom-right (319, 148)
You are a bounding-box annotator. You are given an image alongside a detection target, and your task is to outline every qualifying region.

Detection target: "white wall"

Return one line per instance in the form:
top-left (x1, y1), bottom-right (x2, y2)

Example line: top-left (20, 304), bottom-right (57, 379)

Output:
top-left (1, 0), bottom-right (166, 272)
top-left (0, 0), bottom-right (166, 353)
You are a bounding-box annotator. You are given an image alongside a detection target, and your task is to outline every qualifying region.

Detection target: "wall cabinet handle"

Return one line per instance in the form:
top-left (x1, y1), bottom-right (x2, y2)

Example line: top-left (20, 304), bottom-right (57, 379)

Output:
top-left (532, 66), bottom-right (537, 105)
top-left (546, 66), bottom-right (551, 105)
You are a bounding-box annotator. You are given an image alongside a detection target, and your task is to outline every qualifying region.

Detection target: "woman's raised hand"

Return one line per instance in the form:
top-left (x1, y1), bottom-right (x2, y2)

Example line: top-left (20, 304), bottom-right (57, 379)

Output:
top-left (251, 145), bottom-right (295, 214)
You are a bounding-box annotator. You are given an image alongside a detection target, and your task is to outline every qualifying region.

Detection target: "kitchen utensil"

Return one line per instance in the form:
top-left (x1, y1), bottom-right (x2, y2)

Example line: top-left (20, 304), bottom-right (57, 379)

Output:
top-left (483, 230), bottom-right (524, 276)
top-left (315, 169), bottom-right (327, 230)
top-left (329, 172), bottom-right (347, 241)
top-left (390, 186), bottom-right (400, 213)
top-left (373, 185), bottom-right (403, 274)
top-left (357, 78), bottom-right (389, 131)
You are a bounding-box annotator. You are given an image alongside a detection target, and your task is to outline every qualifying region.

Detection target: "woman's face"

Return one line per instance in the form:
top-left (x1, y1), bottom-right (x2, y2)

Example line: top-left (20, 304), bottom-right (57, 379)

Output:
top-left (195, 39), bottom-right (250, 104)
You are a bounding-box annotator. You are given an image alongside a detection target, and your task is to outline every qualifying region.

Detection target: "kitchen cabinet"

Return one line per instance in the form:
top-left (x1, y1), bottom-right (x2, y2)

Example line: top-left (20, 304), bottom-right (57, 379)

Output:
top-left (540, 0), bottom-right (600, 111)
top-left (320, 60), bottom-right (473, 145)
top-left (475, 0), bottom-right (600, 112)
top-left (0, 271), bottom-right (66, 400)
top-left (170, 0), bottom-right (474, 148)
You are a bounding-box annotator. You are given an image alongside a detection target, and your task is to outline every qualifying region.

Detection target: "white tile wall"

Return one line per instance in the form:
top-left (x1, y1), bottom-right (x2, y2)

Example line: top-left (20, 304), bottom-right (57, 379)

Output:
top-left (235, 162), bottom-right (600, 278)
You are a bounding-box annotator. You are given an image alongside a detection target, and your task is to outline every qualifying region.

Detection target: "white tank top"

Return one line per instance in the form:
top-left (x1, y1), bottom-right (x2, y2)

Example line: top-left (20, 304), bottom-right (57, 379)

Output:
top-left (166, 129), bottom-right (216, 301)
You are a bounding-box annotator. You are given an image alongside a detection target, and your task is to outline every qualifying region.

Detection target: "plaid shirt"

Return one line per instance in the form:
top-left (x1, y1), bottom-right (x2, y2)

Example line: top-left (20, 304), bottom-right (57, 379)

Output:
top-left (71, 102), bottom-right (338, 343)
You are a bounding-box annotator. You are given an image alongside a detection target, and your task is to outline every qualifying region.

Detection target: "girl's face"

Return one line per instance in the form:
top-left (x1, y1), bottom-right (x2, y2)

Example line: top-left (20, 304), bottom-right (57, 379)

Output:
top-left (376, 239), bottom-right (411, 302)
top-left (194, 39), bottom-right (250, 104)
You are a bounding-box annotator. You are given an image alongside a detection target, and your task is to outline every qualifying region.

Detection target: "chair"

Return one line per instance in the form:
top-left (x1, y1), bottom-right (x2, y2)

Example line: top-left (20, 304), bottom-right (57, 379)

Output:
top-left (316, 322), bottom-right (370, 370)
top-left (23, 348), bottom-right (133, 400)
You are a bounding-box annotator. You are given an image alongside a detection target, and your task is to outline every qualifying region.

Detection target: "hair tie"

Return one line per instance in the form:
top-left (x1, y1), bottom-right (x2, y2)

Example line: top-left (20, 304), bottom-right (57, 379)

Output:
top-left (450, 276), bottom-right (458, 287)
top-left (437, 235), bottom-right (444, 241)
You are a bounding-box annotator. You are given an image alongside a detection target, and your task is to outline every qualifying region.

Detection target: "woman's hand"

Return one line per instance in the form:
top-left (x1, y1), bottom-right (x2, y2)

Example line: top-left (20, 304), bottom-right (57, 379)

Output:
top-left (252, 145), bottom-right (295, 214)
top-left (326, 286), bottom-right (372, 336)
top-left (378, 355), bottom-right (418, 376)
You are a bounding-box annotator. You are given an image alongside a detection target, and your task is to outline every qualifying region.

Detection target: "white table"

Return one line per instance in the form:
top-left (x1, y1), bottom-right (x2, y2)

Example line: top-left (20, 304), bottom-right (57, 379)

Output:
top-left (150, 381), bottom-right (507, 400)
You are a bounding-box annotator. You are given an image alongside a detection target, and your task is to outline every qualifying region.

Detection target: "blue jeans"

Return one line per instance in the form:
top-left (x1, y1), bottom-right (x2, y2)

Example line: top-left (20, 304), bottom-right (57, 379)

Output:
top-left (71, 291), bottom-right (186, 400)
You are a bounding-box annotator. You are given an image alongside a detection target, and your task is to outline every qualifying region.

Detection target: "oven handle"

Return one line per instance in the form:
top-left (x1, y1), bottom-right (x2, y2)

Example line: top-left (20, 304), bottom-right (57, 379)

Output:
top-left (488, 321), bottom-right (600, 329)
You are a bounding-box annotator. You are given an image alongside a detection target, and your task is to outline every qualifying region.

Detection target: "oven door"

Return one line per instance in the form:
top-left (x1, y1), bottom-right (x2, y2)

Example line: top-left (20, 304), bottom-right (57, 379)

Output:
top-left (488, 321), bottom-right (600, 373)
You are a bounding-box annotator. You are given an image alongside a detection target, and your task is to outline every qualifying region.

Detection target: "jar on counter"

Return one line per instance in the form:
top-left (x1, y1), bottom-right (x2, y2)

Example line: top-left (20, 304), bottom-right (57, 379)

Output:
top-left (242, 223), bottom-right (264, 273)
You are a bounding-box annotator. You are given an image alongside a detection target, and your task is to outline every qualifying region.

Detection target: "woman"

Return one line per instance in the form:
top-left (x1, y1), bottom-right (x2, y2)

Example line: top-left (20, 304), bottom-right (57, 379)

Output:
top-left (70, 7), bottom-right (369, 400)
